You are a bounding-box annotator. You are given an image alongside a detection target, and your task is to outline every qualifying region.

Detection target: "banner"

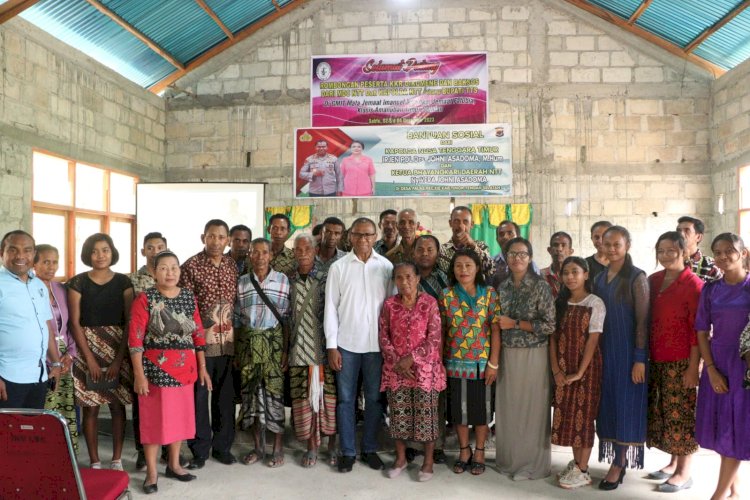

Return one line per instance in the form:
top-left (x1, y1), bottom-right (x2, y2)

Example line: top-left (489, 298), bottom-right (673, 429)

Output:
top-left (294, 124), bottom-right (512, 198)
top-left (311, 52), bottom-right (488, 127)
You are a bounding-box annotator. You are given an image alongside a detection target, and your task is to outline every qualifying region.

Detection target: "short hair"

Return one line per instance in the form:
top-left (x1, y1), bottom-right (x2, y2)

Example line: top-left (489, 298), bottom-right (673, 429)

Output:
top-left (415, 234), bottom-right (440, 251)
top-left (312, 223), bottom-right (324, 236)
top-left (268, 213), bottom-right (291, 229)
top-left (590, 220), bottom-right (613, 235)
top-left (379, 209), bottom-right (397, 223)
top-left (398, 208), bottom-right (418, 220)
top-left (250, 237), bottom-right (272, 251)
top-left (315, 139), bottom-right (328, 147)
top-left (549, 231), bottom-right (573, 247)
top-left (81, 233), bottom-right (120, 267)
top-left (0, 230), bottom-right (35, 254)
top-left (677, 216), bottom-right (705, 235)
top-left (448, 248), bottom-right (485, 286)
top-left (450, 205), bottom-right (472, 218)
top-left (497, 220), bottom-right (520, 235)
top-left (204, 219), bottom-right (229, 234)
top-left (229, 224), bottom-right (252, 238)
top-left (323, 216), bottom-right (345, 230)
top-left (505, 237), bottom-right (534, 259)
top-left (153, 250), bottom-right (179, 268)
top-left (350, 217), bottom-right (377, 233)
top-left (33, 244), bottom-right (58, 263)
top-left (143, 231), bottom-right (167, 247)
top-left (392, 261), bottom-right (418, 278)
top-left (294, 233), bottom-right (316, 247)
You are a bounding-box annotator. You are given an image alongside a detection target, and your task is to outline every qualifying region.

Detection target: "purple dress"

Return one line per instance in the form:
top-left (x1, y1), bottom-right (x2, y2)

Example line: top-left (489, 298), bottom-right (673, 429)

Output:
top-left (694, 274), bottom-right (750, 460)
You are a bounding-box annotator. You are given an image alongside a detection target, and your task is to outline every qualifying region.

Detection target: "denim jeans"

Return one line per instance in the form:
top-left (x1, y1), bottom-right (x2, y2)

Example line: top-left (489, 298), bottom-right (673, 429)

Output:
top-left (336, 348), bottom-right (383, 457)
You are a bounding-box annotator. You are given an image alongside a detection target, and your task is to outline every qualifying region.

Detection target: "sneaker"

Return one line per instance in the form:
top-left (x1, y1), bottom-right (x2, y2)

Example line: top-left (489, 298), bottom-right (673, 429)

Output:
top-left (560, 467), bottom-right (592, 489)
top-left (558, 459), bottom-right (576, 479)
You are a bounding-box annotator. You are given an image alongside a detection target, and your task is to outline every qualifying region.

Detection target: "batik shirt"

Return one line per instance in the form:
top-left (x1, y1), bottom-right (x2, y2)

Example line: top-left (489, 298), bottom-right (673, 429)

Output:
top-left (288, 265), bottom-right (327, 366)
top-left (438, 240), bottom-right (495, 283)
top-left (271, 247), bottom-right (296, 278)
top-left (179, 251), bottom-right (238, 357)
top-left (374, 238), bottom-right (399, 256)
top-left (385, 239), bottom-right (416, 265)
top-left (496, 272), bottom-right (556, 348)
top-left (418, 268), bottom-right (449, 301)
top-left (129, 266), bottom-right (155, 294)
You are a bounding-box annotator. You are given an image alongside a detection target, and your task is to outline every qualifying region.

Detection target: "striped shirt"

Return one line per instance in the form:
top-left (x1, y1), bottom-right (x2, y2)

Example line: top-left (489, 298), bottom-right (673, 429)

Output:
top-left (235, 269), bottom-right (291, 330)
top-left (688, 249), bottom-right (722, 283)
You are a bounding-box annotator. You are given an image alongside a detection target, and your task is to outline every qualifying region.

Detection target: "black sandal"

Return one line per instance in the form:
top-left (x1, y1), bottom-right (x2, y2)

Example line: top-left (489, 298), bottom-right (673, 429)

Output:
top-left (471, 447), bottom-right (486, 475)
top-left (453, 445), bottom-right (473, 474)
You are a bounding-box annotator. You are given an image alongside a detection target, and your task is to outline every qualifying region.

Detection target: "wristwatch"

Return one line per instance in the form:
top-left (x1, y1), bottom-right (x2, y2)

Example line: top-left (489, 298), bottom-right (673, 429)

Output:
top-left (50, 362), bottom-right (63, 368)
top-left (515, 319), bottom-right (521, 329)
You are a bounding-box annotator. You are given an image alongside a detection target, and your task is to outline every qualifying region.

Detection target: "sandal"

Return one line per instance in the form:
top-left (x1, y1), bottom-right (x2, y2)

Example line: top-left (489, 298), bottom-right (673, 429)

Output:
top-left (453, 445), bottom-right (473, 474)
top-left (241, 449), bottom-right (263, 465)
top-left (301, 450), bottom-right (318, 468)
top-left (268, 449), bottom-right (285, 468)
top-left (471, 448), bottom-right (486, 475)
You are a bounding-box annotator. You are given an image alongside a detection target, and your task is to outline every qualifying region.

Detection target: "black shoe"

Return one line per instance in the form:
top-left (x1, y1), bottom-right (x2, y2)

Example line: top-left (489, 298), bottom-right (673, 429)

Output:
top-left (433, 449), bottom-right (447, 465)
top-left (165, 466), bottom-right (196, 482)
top-left (598, 468), bottom-right (626, 491)
top-left (135, 450), bottom-right (146, 472)
top-left (211, 451), bottom-right (237, 465)
top-left (361, 452), bottom-right (384, 470)
top-left (186, 457), bottom-right (206, 470)
top-left (338, 455), bottom-right (355, 473)
top-left (142, 480), bottom-right (158, 495)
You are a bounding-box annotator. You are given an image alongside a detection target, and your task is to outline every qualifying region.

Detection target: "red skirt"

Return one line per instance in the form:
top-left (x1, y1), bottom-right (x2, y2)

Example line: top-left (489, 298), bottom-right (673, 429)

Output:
top-left (138, 384), bottom-right (195, 445)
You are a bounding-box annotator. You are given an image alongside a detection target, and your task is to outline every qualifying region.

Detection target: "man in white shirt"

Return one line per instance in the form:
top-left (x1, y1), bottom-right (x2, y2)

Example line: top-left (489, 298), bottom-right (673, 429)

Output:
top-left (325, 217), bottom-right (393, 473)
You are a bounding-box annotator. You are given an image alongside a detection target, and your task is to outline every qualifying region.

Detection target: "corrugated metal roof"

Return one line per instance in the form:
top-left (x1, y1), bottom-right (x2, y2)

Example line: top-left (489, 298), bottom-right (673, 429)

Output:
top-left (11, 0), bottom-right (750, 89)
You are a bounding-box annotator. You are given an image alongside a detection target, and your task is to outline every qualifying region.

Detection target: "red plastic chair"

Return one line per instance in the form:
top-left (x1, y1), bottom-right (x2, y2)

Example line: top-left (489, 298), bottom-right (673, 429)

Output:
top-left (0, 408), bottom-right (131, 500)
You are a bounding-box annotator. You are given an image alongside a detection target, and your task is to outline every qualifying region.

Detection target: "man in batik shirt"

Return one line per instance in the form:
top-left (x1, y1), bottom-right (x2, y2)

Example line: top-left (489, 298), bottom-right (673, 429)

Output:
top-left (269, 214), bottom-right (296, 277)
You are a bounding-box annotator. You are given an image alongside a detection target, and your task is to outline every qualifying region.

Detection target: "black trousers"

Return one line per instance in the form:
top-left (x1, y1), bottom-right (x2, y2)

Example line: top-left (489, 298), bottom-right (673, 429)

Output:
top-left (188, 355), bottom-right (235, 459)
top-left (0, 377), bottom-right (47, 410)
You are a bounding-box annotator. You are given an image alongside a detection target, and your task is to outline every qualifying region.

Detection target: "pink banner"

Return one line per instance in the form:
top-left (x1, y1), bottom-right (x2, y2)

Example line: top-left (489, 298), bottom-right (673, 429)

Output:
top-left (311, 52), bottom-right (488, 127)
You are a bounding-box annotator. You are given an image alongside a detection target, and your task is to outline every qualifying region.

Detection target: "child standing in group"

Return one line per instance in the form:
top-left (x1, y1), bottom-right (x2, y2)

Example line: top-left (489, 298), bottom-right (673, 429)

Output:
top-left (550, 256), bottom-right (606, 489)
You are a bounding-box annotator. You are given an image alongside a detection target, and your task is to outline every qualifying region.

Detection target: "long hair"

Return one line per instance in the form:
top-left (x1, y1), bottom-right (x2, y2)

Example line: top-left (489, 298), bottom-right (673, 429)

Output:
top-left (603, 225), bottom-right (636, 304)
top-left (555, 256), bottom-right (591, 330)
top-left (711, 232), bottom-right (750, 271)
top-left (654, 231), bottom-right (686, 268)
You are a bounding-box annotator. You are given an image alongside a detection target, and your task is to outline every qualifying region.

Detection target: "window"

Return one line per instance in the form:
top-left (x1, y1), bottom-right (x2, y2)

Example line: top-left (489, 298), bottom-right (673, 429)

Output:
top-left (32, 151), bottom-right (138, 279)
top-left (740, 166), bottom-right (750, 241)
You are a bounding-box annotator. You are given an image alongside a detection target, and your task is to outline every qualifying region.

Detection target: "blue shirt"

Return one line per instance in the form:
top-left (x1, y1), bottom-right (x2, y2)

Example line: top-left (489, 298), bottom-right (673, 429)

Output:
top-left (0, 266), bottom-right (52, 383)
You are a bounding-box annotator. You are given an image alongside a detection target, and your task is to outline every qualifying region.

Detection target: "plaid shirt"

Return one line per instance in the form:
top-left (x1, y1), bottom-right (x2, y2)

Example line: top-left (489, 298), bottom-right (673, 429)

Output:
top-left (688, 249), bottom-right (722, 283)
top-left (235, 269), bottom-right (291, 330)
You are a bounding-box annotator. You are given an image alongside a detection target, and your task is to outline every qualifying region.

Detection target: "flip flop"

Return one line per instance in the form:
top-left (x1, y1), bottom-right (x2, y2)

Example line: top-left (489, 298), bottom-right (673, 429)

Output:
top-left (301, 450), bottom-right (318, 468)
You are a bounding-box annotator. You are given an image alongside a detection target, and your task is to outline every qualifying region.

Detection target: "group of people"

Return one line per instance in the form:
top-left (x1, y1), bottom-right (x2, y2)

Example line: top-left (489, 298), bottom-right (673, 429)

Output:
top-left (1, 207), bottom-right (749, 499)
top-left (299, 139), bottom-right (376, 197)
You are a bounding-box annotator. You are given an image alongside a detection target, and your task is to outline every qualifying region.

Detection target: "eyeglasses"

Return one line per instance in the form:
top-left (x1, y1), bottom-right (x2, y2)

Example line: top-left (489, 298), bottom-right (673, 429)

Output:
top-left (350, 232), bottom-right (376, 239)
top-left (506, 251), bottom-right (530, 260)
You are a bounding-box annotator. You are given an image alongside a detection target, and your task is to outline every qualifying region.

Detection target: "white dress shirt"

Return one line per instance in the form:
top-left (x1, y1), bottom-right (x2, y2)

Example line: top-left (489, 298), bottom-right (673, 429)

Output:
top-left (324, 250), bottom-right (393, 353)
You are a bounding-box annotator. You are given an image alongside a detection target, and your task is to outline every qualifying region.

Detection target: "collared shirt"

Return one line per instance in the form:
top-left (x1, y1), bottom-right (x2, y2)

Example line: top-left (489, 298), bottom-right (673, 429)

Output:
top-left (540, 266), bottom-right (562, 298)
top-left (418, 268), bottom-right (449, 301)
top-left (385, 239), bottom-right (416, 265)
top-left (497, 271), bottom-right (556, 348)
top-left (325, 251), bottom-right (393, 353)
top-left (491, 252), bottom-right (540, 290)
top-left (235, 269), bottom-right (291, 330)
top-left (0, 267), bottom-right (52, 383)
top-left (225, 250), bottom-right (247, 276)
top-left (289, 265), bottom-right (327, 366)
top-left (438, 240), bottom-right (495, 283)
top-left (374, 237), bottom-right (399, 256)
top-left (314, 248), bottom-right (346, 272)
top-left (178, 250), bottom-right (238, 357)
top-left (299, 153), bottom-right (340, 195)
top-left (271, 246), bottom-right (296, 278)
top-left (688, 249), bottom-right (722, 283)
top-left (129, 266), bottom-right (155, 294)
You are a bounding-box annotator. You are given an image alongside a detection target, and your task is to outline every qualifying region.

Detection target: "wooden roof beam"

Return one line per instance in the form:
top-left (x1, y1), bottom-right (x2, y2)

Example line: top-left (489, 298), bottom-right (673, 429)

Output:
top-left (150, 0), bottom-right (310, 94)
top-left (684, 0), bottom-right (750, 54)
top-left (563, 0), bottom-right (725, 77)
top-left (0, 0), bottom-right (41, 24)
top-left (628, 0), bottom-right (652, 25)
top-left (195, 0), bottom-right (234, 39)
top-left (271, 0), bottom-right (282, 12)
top-left (83, 0), bottom-right (184, 70)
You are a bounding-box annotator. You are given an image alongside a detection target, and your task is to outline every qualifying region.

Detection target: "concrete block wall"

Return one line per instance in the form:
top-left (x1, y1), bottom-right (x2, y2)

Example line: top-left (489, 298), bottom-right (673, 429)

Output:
top-left (165, 0), bottom-right (718, 268)
top-left (0, 18), bottom-right (166, 234)
top-left (710, 58), bottom-right (750, 238)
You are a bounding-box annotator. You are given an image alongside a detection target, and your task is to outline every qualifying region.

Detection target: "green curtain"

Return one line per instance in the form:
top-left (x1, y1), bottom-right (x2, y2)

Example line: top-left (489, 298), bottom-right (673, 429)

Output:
top-left (469, 203), bottom-right (533, 255)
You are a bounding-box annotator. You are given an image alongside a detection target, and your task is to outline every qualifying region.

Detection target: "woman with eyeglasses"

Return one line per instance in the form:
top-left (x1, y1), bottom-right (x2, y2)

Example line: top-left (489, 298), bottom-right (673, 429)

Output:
top-left (644, 232), bottom-right (703, 492)
top-left (495, 237), bottom-right (555, 481)
top-left (593, 226), bottom-right (650, 490)
top-left (694, 233), bottom-right (750, 500)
